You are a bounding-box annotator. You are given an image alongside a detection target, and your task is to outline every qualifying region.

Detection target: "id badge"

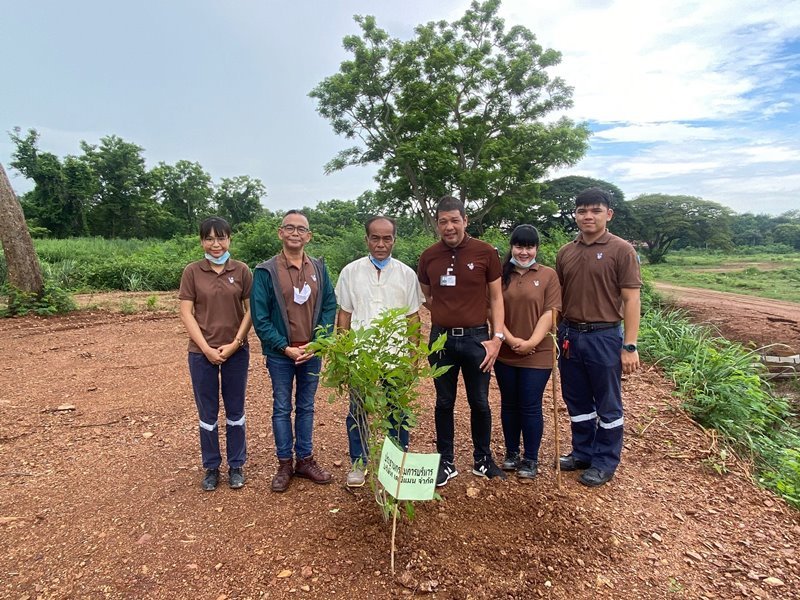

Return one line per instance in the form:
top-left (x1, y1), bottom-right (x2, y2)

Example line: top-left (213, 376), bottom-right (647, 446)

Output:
top-left (440, 275), bottom-right (456, 287)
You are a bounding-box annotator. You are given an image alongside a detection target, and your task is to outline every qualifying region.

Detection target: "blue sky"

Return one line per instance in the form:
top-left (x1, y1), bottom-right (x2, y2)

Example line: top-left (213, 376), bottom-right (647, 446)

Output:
top-left (2, 0), bottom-right (799, 216)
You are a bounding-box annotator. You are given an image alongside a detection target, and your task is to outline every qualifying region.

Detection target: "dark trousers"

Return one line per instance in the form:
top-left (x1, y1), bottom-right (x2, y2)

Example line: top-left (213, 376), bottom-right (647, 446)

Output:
top-left (494, 362), bottom-right (551, 461)
top-left (188, 347), bottom-right (249, 470)
top-left (347, 386), bottom-right (410, 465)
top-left (557, 324), bottom-right (624, 472)
top-left (429, 327), bottom-right (493, 463)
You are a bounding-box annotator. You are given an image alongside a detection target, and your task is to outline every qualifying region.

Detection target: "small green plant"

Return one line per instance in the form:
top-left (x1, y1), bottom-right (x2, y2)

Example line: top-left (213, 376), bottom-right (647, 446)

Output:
top-left (0, 281), bottom-right (76, 317)
top-left (668, 577), bottom-right (684, 594)
top-left (145, 294), bottom-right (159, 310)
top-left (119, 299), bottom-right (137, 314)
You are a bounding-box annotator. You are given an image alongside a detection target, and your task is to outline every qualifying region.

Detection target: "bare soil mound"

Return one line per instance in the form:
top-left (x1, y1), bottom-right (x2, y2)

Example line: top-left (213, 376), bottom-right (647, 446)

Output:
top-left (1, 300), bottom-right (798, 599)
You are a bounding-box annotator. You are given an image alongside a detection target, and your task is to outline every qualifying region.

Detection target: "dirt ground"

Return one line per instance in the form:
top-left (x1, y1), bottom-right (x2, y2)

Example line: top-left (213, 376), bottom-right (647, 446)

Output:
top-left (1, 291), bottom-right (799, 599)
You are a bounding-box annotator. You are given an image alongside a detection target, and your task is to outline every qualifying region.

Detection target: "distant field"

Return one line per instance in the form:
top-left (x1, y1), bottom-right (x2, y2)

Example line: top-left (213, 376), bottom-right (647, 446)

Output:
top-left (646, 250), bottom-right (800, 304)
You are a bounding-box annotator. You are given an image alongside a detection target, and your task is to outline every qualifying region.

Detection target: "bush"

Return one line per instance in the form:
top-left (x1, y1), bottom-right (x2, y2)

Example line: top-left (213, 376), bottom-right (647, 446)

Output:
top-left (1, 281), bottom-right (76, 317)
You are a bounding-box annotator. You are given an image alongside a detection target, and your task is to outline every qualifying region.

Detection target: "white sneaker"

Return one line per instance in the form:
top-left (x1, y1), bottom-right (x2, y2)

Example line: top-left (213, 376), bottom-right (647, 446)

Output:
top-left (346, 467), bottom-right (367, 488)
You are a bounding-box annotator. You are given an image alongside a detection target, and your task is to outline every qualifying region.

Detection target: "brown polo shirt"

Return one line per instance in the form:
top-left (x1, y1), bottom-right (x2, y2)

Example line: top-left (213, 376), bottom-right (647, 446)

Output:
top-left (497, 264), bottom-right (562, 369)
top-left (178, 258), bottom-right (253, 353)
top-left (276, 252), bottom-right (319, 344)
top-left (418, 236), bottom-right (502, 329)
top-left (556, 230), bottom-right (642, 323)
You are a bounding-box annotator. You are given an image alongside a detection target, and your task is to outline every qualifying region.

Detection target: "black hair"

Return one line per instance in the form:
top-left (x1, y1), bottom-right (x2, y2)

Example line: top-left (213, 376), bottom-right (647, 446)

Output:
top-left (199, 216), bottom-right (232, 239)
top-left (575, 187), bottom-right (612, 208)
top-left (283, 209), bottom-right (308, 220)
top-left (436, 195), bottom-right (466, 218)
top-left (365, 215), bottom-right (397, 237)
top-left (501, 224), bottom-right (540, 288)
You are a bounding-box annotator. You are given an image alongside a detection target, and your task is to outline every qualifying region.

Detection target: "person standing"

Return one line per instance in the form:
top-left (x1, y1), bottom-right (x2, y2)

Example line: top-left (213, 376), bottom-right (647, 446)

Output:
top-left (418, 195), bottom-right (507, 487)
top-left (179, 217), bottom-right (252, 491)
top-left (335, 216), bottom-right (425, 488)
top-left (495, 225), bottom-right (561, 479)
top-left (251, 210), bottom-right (337, 492)
top-left (556, 188), bottom-right (642, 487)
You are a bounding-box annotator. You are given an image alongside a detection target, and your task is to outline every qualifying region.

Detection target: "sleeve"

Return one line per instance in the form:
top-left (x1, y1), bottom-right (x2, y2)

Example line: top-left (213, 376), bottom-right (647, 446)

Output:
top-left (417, 251), bottom-right (431, 286)
top-left (405, 270), bottom-right (425, 315)
top-left (617, 244), bottom-right (643, 289)
top-left (178, 263), bottom-right (196, 301)
top-left (335, 265), bottom-right (354, 313)
top-left (486, 247), bottom-right (502, 282)
top-left (240, 263), bottom-right (253, 300)
top-left (250, 268), bottom-right (289, 352)
top-left (544, 269), bottom-right (562, 311)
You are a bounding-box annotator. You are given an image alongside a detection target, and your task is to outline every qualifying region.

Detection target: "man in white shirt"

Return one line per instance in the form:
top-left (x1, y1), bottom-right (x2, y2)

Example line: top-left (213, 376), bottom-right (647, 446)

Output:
top-left (335, 216), bottom-right (425, 487)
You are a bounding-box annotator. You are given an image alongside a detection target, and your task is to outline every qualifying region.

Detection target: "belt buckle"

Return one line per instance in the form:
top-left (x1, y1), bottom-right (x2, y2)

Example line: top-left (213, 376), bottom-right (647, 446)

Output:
top-left (451, 327), bottom-right (465, 336)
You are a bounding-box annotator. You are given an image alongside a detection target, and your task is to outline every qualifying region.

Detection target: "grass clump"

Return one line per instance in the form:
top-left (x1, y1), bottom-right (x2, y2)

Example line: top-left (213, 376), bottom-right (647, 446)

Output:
top-left (639, 307), bottom-right (800, 508)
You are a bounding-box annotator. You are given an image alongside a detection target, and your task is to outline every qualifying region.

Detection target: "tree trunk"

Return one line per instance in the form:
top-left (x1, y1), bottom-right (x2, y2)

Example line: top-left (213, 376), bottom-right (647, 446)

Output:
top-left (0, 163), bottom-right (44, 309)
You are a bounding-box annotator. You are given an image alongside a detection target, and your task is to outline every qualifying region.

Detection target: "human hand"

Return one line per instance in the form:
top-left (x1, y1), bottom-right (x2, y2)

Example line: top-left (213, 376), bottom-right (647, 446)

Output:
top-left (621, 349), bottom-right (640, 374)
top-left (218, 342), bottom-right (239, 360)
top-left (203, 346), bottom-right (225, 365)
top-left (512, 339), bottom-right (537, 356)
top-left (479, 337), bottom-right (502, 372)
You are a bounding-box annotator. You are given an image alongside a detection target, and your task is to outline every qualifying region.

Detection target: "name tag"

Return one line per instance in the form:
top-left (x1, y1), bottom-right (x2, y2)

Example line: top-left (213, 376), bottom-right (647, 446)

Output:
top-left (440, 275), bottom-right (456, 287)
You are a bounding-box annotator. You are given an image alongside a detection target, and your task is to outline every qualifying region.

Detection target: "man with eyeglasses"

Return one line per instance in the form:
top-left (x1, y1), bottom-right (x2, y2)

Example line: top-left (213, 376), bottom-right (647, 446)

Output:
top-left (334, 216), bottom-right (425, 488)
top-left (555, 187), bottom-right (642, 487)
top-left (251, 210), bottom-right (337, 492)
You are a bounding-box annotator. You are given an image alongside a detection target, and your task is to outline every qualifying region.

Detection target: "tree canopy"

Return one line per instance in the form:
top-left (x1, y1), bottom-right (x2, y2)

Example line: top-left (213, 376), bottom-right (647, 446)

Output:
top-left (310, 0), bottom-right (590, 233)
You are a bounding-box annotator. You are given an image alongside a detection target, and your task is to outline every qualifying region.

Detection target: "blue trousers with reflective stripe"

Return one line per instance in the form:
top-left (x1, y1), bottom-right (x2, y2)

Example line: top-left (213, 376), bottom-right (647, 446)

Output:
top-left (188, 347), bottom-right (249, 470)
top-left (557, 324), bottom-right (624, 472)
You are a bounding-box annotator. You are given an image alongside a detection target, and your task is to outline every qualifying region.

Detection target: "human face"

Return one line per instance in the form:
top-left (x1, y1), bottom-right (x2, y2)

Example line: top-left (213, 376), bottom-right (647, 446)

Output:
top-left (201, 229), bottom-right (230, 259)
top-left (574, 203), bottom-right (613, 238)
top-left (437, 210), bottom-right (467, 248)
top-left (511, 243), bottom-right (537, 264)
top-left (278, 213), bottom-right (311, 251)
top-left (366, 219), bottom-right (395, 261)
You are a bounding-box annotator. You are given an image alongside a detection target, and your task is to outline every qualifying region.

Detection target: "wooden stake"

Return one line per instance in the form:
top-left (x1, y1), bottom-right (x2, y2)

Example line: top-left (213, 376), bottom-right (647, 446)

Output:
top-left (551, 308), bottom-right (562, 490)
top-left (390, 447), bottom-right (409, 574)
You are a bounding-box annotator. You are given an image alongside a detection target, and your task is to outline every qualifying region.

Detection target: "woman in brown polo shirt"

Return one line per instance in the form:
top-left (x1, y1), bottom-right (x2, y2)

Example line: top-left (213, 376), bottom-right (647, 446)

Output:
top-left (495, 225), bottom-right (561, 478)
top-left (179, 217), bottom-right (253, 491)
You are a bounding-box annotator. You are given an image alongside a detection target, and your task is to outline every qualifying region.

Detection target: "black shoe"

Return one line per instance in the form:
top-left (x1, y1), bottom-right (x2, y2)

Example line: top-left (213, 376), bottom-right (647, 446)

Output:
top-left (202, 468), bottom-right (219, 491)
top-left (472, 457), bottom-right (507, 480)
top-left (436, 460), bottom-right (458, 487)
top-left (559, 454), bottom-right (591, 471)
top-left (579, 467), bottom-right (614, 487)
top-left (501, 452), bottom-right (520, 471)
top-left (517, 458), bottom-right (538, 479)
top-left (229, 467), bottom-right (245, 489)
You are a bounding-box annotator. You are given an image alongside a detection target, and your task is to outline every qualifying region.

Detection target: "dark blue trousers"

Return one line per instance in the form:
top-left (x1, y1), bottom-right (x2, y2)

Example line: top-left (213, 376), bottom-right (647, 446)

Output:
top-left (188, 348), bottom-right (249, 470)
top-left (494, 362), bottom-right (551, 461)
top-left (557, 324), bottom-right (624, 472)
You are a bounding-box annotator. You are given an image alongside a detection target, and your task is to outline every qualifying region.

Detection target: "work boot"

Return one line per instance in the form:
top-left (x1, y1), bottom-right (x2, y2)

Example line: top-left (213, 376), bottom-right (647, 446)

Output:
top-left (201, 468), bottom-right (219, 491)
top-left (294, 455), bottom-right (333, 484)
top-left (229, 467), bottom-right (245, 489)
top-left (271, 458), bottom-right (294, 493)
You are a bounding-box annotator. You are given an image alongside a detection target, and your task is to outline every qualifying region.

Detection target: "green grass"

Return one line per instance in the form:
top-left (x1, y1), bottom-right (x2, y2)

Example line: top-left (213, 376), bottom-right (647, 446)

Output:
top-left (646, 249), bottom-right (800, 303)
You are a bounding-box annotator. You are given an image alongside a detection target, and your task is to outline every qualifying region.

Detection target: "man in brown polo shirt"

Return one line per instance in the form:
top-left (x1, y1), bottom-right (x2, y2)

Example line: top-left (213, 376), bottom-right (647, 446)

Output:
top-left (251, 210), bottom-right (337, 492)
top-left (418, 195), bottom-right (507, 486)
top-left (555, 187), bottom-right (642, 487)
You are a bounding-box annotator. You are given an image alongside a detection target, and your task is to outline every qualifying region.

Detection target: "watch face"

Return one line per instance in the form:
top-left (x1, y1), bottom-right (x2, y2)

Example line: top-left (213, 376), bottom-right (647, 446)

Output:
top-left (623, 344), bottom-right (637, 352)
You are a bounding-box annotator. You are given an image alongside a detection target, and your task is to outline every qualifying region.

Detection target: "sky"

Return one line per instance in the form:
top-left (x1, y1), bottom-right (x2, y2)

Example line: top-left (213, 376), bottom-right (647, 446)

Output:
top-left (2, 0), bottom-right (799, 216)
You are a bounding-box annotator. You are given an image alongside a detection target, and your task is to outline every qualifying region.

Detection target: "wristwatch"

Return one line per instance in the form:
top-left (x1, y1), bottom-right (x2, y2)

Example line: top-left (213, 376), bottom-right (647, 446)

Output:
top-left (494, 332), bottom-right (506, 341)
top-left (622, 343), bottom-right (638, 352)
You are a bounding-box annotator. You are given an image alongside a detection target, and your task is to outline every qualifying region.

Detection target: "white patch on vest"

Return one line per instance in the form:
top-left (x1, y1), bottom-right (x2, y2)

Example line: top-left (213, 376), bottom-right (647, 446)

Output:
top-left (534, 280), bottom-right (540, 286)
top-left (228, 276), bottom-right (235, 284)
top-left (596, 252), bottom-right (604, 259)
top-left (467, 262), bottom-right (474, 270)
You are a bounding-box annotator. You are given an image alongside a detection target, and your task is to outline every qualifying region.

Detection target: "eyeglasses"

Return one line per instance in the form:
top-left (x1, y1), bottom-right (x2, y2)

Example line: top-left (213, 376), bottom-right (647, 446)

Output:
top-left (281, 224), bottom-right (310, 234)
top-left (203, 236), bottom-right (229, 244)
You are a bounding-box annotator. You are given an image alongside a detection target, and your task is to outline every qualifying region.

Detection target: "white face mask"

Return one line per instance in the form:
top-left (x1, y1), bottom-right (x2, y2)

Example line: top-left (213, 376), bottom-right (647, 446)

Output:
top-left (510, 256), bottom-right (536, 269)
top-left (293, 282), bottom-right (311, 305)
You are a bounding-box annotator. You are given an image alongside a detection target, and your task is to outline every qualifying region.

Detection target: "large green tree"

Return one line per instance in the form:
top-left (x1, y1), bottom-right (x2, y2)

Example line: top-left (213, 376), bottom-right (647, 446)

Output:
top-left (310, 0), bottom-right (589, 233)
top-left (613, 194), bottom-right (733, 264)
top-left (151, 160), bottom-right (214, 235)
top-left (214, 175), bottom-right (266, 228)
top-left (537, 175), bottom-right (626, 233)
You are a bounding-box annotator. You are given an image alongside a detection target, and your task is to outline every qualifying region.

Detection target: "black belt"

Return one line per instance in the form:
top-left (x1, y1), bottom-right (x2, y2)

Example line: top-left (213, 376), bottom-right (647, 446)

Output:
top-left (433, 325), bottom-right (488, 337)
top-left (562, 319), bottom-right (621, 332)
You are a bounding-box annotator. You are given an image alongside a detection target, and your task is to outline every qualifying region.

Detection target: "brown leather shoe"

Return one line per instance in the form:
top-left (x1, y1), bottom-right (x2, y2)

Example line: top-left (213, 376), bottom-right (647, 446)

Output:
top-left (294, 455), bottom-right (332, 484)
top-left (271, 458), bottom-right (294, 493)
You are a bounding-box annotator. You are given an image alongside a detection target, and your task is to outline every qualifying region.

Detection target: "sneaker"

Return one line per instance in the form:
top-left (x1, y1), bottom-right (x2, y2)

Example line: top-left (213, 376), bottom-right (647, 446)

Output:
top-left (501, 452), bottom-right (521, 471)
top-left (559, 454), bottom-right (591, 471)
top-left (229, 467), bottom-right (245, 489)
top-left (295, 455), bottom-right (333, 484)
top-left (517, 458), bottom-right (538, 479)
top-left (201, 468), bottom-right (219, 491)
top-left (346, 466), bottom-right (367, 488)
top-left (472, 457), bottom-right (507, 480)
top-left (436, 460), bottom-right (458, 487)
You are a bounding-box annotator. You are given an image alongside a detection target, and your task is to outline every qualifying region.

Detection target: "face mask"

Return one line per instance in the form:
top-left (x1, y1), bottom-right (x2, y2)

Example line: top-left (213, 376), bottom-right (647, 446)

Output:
top-left (510, 256), bottom-right (536, 269)
top-left (205, 251), bottom-right (230, 265)
top-left (293, 282), bottom-right (311, 305)
top-left (369, 255), bottom-right (392, 270)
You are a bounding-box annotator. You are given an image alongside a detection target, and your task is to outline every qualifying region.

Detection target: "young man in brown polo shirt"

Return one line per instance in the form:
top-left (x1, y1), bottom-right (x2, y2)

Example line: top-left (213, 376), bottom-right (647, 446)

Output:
top-left (555, 187), bottom-right (642, 487)
top-left (418, 196), bottom-right (507, 486)
top-left (251, 210), bottom-right (337, 492)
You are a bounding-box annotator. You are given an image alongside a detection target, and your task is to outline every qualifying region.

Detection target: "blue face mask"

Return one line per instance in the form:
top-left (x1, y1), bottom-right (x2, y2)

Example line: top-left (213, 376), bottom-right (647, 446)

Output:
top-left (510, 256), bottom-right (536, 269)
top-left (205, 251), bottom-right (230, 265)
top-left (369, 254), bottom-right (392, 270)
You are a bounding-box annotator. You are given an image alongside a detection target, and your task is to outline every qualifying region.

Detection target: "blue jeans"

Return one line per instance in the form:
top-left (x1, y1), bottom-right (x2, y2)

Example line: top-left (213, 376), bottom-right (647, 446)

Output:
top-left (347, 386), bottom-right (410, 465)
top-left (266, 354), bottom-right (321, 460)
top-left (494, 362), bottom-right (551, 461)
top-left (429, 327), bottom-right (493, 463)
top-left (557, 324), bottom-right (624, 472)
top-left (188, 347), bottom-right (249, 470)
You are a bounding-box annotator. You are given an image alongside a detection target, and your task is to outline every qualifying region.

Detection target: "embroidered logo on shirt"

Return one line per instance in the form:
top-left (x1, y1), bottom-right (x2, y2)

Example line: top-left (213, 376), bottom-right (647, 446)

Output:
top-left (311, 274), bottom-right (317, 282)
top-left (534, 280), bottom-right (540, 287)
top-left (596, 252), bottom-right (604, 260)
top-left (228, 276), bottom-right (235, 284)
top-left (467, 262), bottom-right (475, 270)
